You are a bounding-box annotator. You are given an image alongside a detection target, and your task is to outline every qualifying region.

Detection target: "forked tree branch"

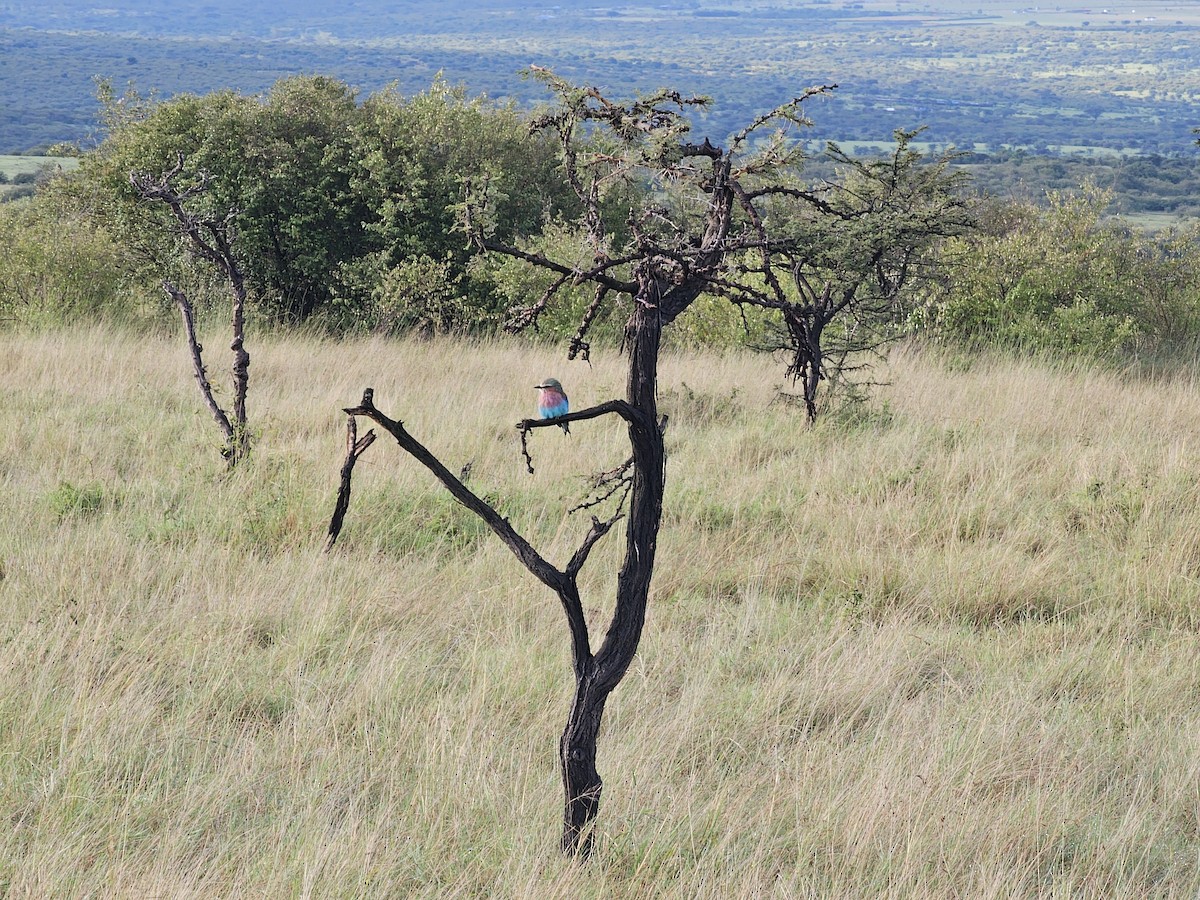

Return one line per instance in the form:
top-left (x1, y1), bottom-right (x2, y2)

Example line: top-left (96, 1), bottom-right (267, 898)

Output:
top-left (325, 417), bottom-right (377, 552)
top-left (565, 513), bottom-right (624, 580)
top-left (484, 238), bottom-right (635, 298)
top-left (328, 388), bottom-right (650, 674)
top-left (342, 389), bottom-right (562, 584)
top-left (132, 156), bottom-right (251, 465)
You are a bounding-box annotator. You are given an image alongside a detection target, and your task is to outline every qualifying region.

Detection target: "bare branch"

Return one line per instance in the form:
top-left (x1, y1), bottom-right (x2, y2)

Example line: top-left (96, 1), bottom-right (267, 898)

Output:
top-left (325, 416), bottom-right (377, 552)
top-left (739, 184), bottom-right (843, 216)
top-left (343, 388), bottom-right (564, 585)
top-left (565, 513), bottom-right (624, 579)
top-left (332, 387), bottom-right (654, 709)
top-left (728, 85), bottom-right (834, 148)
top-left (568, 284), bottom-right (611, 361)
top-left (514, 416), bottom-right (538, 475)
top-left (569, 456), bottom-right (634, 516)
top-left (505, 269), bottom-right (574, 332)
top-left (129, 159), bottom-right (236, 274)
top-left (484, 238), bottom-right (636, 317)
top-left (520, 399), bottom-right (639, 434)
top-left (132, 155), bottom-right (251, 465)
top-left (163, 280), bottom-right (235, 451)
top-left (515, 399), bottom-right (639, 474)
top-left (730, 179), bottom-right (789, 306)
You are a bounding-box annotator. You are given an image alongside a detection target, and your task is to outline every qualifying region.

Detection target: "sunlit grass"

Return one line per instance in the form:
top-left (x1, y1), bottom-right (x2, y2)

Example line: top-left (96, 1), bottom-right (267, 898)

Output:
top-left (3, 326), bottom-right (1200, 896)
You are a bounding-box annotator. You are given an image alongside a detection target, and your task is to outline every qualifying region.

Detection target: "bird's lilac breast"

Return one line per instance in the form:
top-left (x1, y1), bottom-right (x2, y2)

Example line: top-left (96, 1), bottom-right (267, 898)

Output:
top-left (538, 390), bottom-right (569, 419)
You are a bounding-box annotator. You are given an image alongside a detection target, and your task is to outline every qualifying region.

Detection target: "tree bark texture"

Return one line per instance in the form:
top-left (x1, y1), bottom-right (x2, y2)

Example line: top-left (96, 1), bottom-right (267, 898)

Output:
top-left (560, 665), bottom-right (607, 855)
top-left (558, 298), bottom-right (666, 855)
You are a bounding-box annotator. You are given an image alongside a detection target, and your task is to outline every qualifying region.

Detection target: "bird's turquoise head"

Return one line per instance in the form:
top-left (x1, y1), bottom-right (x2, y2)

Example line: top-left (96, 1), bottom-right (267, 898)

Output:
top-left (535, 378), bottom-right (564, 391)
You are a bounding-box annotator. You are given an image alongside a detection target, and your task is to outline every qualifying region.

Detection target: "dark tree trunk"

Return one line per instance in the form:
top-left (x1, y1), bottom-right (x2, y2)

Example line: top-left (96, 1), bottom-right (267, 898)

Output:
top-left (803, 345), bottom-right (821, 424)
top-left (560, 663), bottom-right (607, 856)
top-left (227, 261), bottom-right (251, 463)
top-left (559, 292), bottom-right (666, 855)
top-left (784, 307), bottom-right (824, 424)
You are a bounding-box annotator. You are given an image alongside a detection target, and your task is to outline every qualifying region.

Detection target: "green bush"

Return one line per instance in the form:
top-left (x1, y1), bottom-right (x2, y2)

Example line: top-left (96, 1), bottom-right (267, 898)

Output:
top-left (911, 185), bottom-right (1200, 358)
top-left (368, 254), bottom-right (478, 336)
top-left (666, 292), bottom-right (774, 351)
top-left (47, 481), bottom-right (110, 521)
top-left (63, 75), bottom-right (577, 330)
top-left (0, 196), bottom-right (156, 326)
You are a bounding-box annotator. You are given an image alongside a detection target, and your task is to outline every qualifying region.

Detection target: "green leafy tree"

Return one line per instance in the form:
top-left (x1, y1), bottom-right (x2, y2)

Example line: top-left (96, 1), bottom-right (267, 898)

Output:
top-left (910, 185), bottom-right (1200, 358)
top-left (339, 77), bottom-right (577, 331)
top-left (73, 77), bottom-right (368, 322)
top-left (63, 83), bottom-right (259, 320)
top-left (1124, 225), bottom-right (1200, 349)
top-left (236, 76), bottom-right (370, 322)
top-left (366, 253), bottom-right (467, 336)
top-left (64, 75), bottom-right (577, 330)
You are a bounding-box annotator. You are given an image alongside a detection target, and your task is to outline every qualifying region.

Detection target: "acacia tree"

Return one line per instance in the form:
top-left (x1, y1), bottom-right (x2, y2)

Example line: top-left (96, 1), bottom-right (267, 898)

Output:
top-left (726, 129), bottom-right (972, 419)
top-left (330, 70), bottom-right (966, 855)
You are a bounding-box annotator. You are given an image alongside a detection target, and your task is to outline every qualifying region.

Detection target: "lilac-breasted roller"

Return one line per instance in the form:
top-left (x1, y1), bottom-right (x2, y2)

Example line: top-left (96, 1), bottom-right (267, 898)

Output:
top-left (535, 378), bottom-right (570, 433)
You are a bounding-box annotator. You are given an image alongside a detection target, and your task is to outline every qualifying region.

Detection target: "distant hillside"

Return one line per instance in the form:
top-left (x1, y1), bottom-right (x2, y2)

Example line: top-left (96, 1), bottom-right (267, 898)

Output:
top-left (952, 153), bottom-right (1200, 224)
top-left (2, 0), bottom-right (1200, 160)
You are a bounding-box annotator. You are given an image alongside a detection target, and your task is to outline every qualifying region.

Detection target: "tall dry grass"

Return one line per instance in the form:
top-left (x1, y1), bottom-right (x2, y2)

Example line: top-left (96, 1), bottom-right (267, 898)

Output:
top-left (2, 326), bottom-right (1200, 897)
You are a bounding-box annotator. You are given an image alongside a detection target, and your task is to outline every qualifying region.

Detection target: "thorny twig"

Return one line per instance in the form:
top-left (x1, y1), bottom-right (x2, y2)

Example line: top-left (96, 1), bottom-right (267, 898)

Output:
top-left (518, 421), bottom-right (537, 474)
top-left (569, 457), bottom-right (634, 515)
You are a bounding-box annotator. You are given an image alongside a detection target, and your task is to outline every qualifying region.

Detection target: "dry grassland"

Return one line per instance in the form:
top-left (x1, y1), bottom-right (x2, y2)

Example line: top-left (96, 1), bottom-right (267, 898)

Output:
top-left (2, 326), bottom-right (1200, 897)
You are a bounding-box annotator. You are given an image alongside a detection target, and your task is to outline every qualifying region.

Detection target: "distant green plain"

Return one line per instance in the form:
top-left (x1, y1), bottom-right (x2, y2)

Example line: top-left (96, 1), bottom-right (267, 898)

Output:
top-left (0, 155), bottom-right (77, 201)
top-left (0, 155), bottom-right (77, 177)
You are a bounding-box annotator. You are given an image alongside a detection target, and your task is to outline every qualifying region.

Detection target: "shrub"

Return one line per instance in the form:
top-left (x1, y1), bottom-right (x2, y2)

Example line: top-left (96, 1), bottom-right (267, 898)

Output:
top-left (47, 481), bottom-right (109, 521)
top-left (911, 185), bottom-right (1200, 359)
top-left (0, 193), bottom-right (157, 326)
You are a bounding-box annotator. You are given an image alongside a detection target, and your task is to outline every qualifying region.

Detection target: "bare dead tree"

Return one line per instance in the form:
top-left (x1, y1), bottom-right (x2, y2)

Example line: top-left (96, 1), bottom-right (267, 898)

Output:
top-left (130, 154), bottom-right (252, 465)
top-left (325, 387), bottom-right (638, 855)
top-left (326, 417), bottom-right (376, 552)
top-left (329, 70), bottom-right (968, 855)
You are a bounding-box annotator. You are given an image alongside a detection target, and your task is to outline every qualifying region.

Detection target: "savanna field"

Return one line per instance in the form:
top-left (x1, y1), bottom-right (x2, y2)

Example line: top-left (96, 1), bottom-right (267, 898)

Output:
top-left (4, 326), bottom-right (1200, 897)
